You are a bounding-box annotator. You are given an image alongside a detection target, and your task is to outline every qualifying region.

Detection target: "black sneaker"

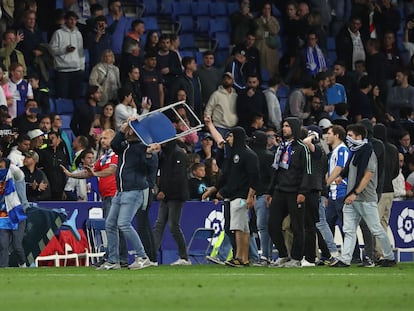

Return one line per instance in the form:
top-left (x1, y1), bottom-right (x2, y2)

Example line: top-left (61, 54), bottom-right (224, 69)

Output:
top-left (358, 256), bottom-right (375, 268)
top-left (225, 258), bottom-right (249, 267)
top-left (330, 259), bottom-right (350, 267)
top-left (377, 259), bottom-right (396, 267)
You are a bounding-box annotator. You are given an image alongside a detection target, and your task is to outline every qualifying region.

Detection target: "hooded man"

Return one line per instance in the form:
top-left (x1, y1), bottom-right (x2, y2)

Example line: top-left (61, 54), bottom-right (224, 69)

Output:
top-left (203, 126), bottom-right (259, 267)
top-left (266, 117), bottom-right (312, 267)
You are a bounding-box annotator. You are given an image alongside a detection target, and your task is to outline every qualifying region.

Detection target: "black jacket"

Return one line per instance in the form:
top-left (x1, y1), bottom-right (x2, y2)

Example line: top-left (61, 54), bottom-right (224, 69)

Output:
top-left (70, 103), bottom-right (97, 137)
top-left (373, 123), bottom-right (399, 193)
top-left (249, 131), bottom-right (273, 196)
top-left (158, 140), bottom-right (189, 201)
top-left (111, 132), bottom-right (158, 192)
top-left (216, 126), bottom-right (259, 200)
top-left (268, 117), bottom-right (312, 194)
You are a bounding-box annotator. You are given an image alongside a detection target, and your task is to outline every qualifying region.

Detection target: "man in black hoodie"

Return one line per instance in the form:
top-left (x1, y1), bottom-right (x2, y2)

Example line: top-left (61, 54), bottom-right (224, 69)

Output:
top-left (203, 126), bottom-right (259, 267)
top-left (266, 117), bottom-right (312, 267)
top-left (153, 139), bottom-right (191, 266)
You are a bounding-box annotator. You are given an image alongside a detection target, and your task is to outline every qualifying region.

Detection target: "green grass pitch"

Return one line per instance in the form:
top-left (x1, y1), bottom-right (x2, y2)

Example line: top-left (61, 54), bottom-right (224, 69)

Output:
top-left (1, 264), bottom-right (413, 311)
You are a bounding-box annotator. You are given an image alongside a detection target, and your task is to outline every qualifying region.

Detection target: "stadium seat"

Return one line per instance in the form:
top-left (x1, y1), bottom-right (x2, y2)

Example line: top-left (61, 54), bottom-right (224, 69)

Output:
top-left (180, 50), bottom-right (194, 58)
top-left (60, 114), bottom-right (72, 129)
top-left (209, 17), bottom-right (229, 36)
top-left (142, 0), bottom-right (158, 16)
top-left (187, 228), bottom-right (215, 264)
top-left (179, 33), bottom-right (196, 51)
top-left (160, 0), bottom-right (173, 16)
top-left (172, 2), bottom-right (191, 19)
top-left (196, 16), bottom-right (210, 35)
top-left (214, 32), bottom-right (231, 51)
top-left (191, 2), bottom-right (210, 17)
top-left (177, 15), bottom-right (194, 34)
top-left (55, 98), bottom-right (75, 115)
top-left (227, 2), bottom-right (239, 14)
top-left (327, 37), bottom-right (336, 51)
top-left (210, 2), bottom-right (227, 16)
top-left (141, 17), bottom-right (159, 31)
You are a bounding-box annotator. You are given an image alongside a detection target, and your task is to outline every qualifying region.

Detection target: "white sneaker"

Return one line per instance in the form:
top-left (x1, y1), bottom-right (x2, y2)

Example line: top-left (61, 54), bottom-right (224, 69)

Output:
top-left (149, 261), bottom-right (158, 267)
top-left (129, 257), bottom-right (152, 270)
top-left (301, 258), bottom-right (316, 267)
top-left (96, 262), bottom-right (121, 270)
top-left (269, 257), bottom-right (289, 267)
top-left (170, 258), bottom-right (192, 266)
top-left (18, 263), bottom-right (27, 268)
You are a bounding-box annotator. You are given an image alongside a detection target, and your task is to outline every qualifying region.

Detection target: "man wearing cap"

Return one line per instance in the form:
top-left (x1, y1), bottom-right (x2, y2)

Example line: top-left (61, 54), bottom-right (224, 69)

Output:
top-left (196, 132), bottom-right (216, 162)
top-left (204, 72), bottom-right (238, 138)
top-left (7, 134), bottom-right (30, 167)
top-left (49, 10), bottom-right (85, 100)
top-left (225, 48), bottom-right (248, 93)
top-left (28, 128), bottom-right (44, 151)
top-left (21, 150), bottom-right (50, 201)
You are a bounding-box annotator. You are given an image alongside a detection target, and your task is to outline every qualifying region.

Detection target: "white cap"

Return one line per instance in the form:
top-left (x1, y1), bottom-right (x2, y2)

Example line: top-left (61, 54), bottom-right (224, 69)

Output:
top-left (318, 118), bottom-right (332, 130)
top-left (27, 129), bottom-right (44, 139)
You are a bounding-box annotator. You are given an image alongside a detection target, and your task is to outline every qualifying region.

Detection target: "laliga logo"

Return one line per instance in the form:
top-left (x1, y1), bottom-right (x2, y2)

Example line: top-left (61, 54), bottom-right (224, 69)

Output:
top-left (397, 207), bottom-right (414, 243)
top-left (204, 210), bottom-right (224, 245)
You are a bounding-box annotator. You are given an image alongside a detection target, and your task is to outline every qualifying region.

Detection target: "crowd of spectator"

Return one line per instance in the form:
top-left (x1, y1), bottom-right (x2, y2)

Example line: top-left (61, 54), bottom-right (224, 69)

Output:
top-left (0, 0), bottom-right (413, 266)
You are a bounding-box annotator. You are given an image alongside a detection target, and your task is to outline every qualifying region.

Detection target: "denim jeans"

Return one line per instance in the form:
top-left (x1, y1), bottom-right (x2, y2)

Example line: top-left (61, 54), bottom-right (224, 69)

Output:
top-left (0, 219), bottom-right (26, 267)
top-left (103, 196), bottom-right (128, 264)
top-left (254, 195), bottom-right (273, 259)
top-left (316, 196), bottom-right (338, 254)
top-left (340, 201), bottom-right (394, 265)
top-left (106, 190), bottom-right (147, 264)
top-left (153, 200), bottom-right (188, 260)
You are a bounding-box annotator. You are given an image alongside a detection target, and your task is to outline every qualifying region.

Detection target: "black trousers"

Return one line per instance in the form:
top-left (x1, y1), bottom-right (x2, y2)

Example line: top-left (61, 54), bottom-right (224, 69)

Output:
top-left (268, 190), bottom-right (305, 260)
top-left (304, 191), bottom-right (319, 263)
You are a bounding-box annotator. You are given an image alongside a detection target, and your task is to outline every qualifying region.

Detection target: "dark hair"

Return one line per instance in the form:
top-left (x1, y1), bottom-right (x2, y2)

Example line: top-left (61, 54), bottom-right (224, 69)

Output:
top-left (268, 75), bottom-right (282, 86)
top-left (334, 60), bottom-right (346, 68)
top-left (303, 79), bottom-right (319, 90)
top-left (48, 130), bottom-right (60, 138)
top-left (159, 34), bottom-right (170, 41)
top-left (346, 123), bottom-right (367, 139)
top-left (131, 19), bottom-right (144, 29)
top-left (334, 103), bottom-right (349, 116)
top-left (359, 75), bottom-right (371, 89)
top-left (64, 10), bottom-right (79, 20)
top-left (77, 135), bottom-right (90, 149)
top-left (182, 56), bottom-right (195, 68)
top-left (87, 85), bottom-right (100, 98)
top-left (90, 3), bottom-right (104, 15)
top-left (94, 15), bottom-right (107, 24)
top-left (330, 124), bottom-right (346, 141)
top-left (25, 98), bottom-right (37, 107)
top-left (203, 50), bottom-right (214, 57)
top-left (17, 134), bottom-right (31, 143)
top-left (117, 86), bottom-right (132, 101)
top-left (191, 162), bottom-right (205, 172)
